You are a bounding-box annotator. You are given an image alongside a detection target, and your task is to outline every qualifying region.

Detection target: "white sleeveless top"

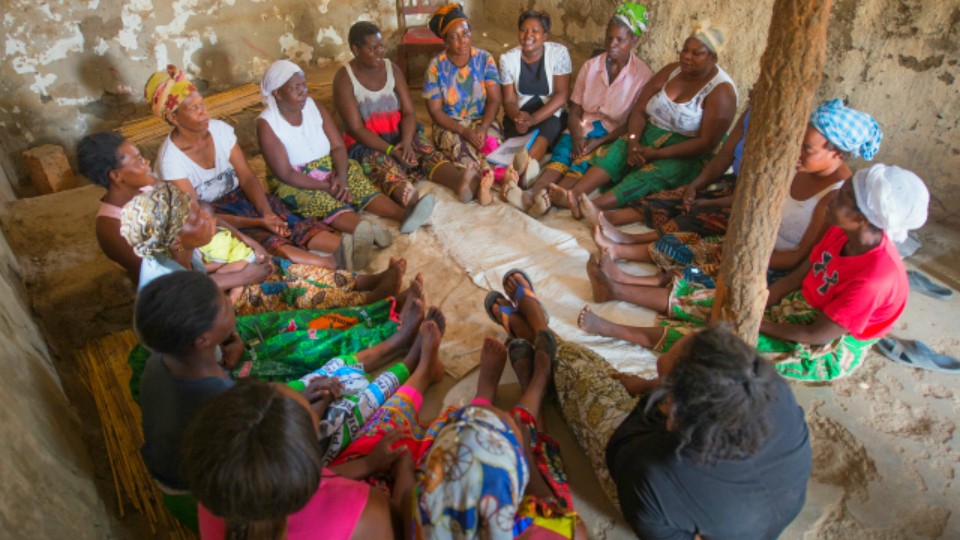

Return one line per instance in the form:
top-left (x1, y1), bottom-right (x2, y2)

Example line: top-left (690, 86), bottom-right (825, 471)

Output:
top-left (645, 66), bottom-right (737, 137)
top-left (258, 98), bottom-right (330, 167)
top-left (775, 180), bottom-right (845, 250)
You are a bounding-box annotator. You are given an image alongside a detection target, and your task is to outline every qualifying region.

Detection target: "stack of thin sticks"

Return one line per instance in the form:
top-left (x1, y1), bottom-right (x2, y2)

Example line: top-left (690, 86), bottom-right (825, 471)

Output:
top-left (76, 331), bottom-right (195, 540)
top-left (117, 83), bottom-right (263, 146)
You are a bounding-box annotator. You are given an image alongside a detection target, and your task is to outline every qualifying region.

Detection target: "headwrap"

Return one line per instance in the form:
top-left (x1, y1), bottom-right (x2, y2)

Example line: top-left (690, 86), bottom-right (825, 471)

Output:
top-left (691, 21), bottom-right (726, 54)
top-left (852, 164), bottom-right (928, 243)
top-left (144, 65), bottom-right (197, 120)
top-left (414, 406), bottom-right (529, 540)
top-left (809, 99), bottom-right (883, 160)
top-left (613, 3), bottom-right (649, 36)
top-left (120, 182), bottom-right (192, 259)
top-left (428, 3), bottom-right (468, 39)
top-left (260, 59), bottom-right (305, 112)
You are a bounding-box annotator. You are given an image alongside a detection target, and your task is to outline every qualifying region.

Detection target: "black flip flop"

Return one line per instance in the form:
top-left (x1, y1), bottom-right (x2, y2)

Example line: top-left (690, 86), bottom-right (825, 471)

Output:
top-left (876, 337), bottom-right (960, 373)
top-left (907, 270), bottom-right (954, 300)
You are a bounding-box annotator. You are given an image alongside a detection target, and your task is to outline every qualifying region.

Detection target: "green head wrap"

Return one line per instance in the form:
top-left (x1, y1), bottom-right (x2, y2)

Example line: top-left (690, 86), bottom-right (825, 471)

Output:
top-left (614, 3), bottom-right (649, 36)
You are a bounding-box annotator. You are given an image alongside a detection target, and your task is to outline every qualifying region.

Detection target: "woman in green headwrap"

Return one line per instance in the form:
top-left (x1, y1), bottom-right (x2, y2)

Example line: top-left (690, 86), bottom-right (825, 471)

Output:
top-left (549, 21), bottom-right (738, 216)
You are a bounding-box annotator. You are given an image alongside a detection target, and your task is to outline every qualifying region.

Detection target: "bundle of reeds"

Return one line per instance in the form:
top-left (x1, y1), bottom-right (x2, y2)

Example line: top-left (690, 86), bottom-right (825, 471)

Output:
top-left (118, 83), bottom-right (263, 146)
top-left (76, 331), bottom-right (195, 540)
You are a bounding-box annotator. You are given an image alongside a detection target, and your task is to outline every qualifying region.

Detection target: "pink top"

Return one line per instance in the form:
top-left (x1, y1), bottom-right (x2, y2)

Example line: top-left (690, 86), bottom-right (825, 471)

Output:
top-left (801, 226), bottom-right (907, 340)
top-left (97, 201), bottom-right (122, 220)
top-left (571, 52), bottom-right (652, 133)
top-left (198, 469), bottom-right (370, 539)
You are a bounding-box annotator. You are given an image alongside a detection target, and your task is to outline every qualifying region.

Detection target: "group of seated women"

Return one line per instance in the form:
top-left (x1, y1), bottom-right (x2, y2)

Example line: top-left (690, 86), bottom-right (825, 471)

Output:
top-left (72, 1), bottom-right (936, 538)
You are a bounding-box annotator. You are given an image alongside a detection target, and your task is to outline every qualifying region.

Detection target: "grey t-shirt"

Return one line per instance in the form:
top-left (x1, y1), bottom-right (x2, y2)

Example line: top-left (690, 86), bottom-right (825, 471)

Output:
top-left (139, 352), bottom-right (234, 490)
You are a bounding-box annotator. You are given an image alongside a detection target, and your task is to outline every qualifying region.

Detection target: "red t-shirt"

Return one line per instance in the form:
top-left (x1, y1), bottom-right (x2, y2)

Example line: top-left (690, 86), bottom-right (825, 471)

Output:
top-left (801, 226), bottom-right (907, 340)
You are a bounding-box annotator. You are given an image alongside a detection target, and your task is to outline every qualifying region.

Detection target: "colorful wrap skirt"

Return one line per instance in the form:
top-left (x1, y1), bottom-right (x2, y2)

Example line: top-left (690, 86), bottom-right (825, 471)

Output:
top-left (348, 124), bottom-right (449, 201)
top-left (269, 156), bottom-right (382, 222)
top-left (232, 257), bottom-right (366, 316)
top-left (432, 117), bottom-right (503, 174)
top-left (211, 187), bottom-right (331, 254)
top-left (543, 121), bottom-right (609, 178)
top-left (629, 177), bottom-right (735, 237)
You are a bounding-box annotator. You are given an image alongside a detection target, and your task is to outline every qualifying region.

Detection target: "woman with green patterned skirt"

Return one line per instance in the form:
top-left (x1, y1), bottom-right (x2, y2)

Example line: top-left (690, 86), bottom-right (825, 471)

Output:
top-left (547, 22), bottom-right (736, 216)
top-left (258, 60), bottom-right (435, 242)
top-left (578, 165), bottom-right (930, 381)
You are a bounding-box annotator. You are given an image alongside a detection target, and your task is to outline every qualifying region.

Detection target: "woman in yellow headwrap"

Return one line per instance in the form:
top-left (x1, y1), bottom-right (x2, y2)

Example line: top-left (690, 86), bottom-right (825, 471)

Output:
top-left (145, 66), bottom-right (370, 270)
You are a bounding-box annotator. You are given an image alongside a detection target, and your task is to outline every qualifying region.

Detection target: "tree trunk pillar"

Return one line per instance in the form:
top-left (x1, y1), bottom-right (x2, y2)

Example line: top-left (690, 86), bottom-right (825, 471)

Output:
top-left (711, 0), bottom-right (833, 345)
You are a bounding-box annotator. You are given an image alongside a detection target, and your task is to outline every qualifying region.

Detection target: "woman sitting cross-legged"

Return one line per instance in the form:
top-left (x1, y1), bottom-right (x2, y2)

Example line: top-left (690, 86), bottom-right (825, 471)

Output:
top-left (497, 9), bottom-right (572, 187)
top-left (260, 59), bottom-right (435, 240)
top-left (136, 271), bottom-right (434, 532)
top-left (588, 99), bottom-right (883, 285)
top-left (517, 2), bottom-right (653, 217)
top-left (334, 22), bottom-right (467, 218)
top-left (422, 3), bottom-right (501, 202)
top-left (120, 182), bottom-right (402, 314)
top-left (549, 22), bottom-right (737, 217)
top-left (557, 324), bottom-right (812, 539)
top-left (147, 65), bottom-right (345, 269)
top-left (579, 164), bottom-right (929, 381)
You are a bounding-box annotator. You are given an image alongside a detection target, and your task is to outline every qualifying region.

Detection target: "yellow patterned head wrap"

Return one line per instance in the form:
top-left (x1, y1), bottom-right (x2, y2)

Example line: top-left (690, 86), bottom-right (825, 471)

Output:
top-left (429, 3), bottom-right (468, 38)
top-left (120, 182), bottom-right (192, 259)
top-left (691, 21), bottom-right (726, 55)
top-left (144, 65), bottom-right (197, 120)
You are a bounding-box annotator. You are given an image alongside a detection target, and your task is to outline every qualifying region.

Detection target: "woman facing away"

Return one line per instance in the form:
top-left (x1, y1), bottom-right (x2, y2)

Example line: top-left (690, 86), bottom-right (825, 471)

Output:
top-left (146, 65), bottom-right (346, 269)
top-left (119, 182), bottom-right (403, 315)
top-left (579, 163), bottom-right (929, 382)
top-left (497, 9), bottom-right (572, 184)
top-left (421, 3), bottom-right (502, 202)
top-left (258, 60), bottom-right (436, 240)
top-left (517, 2), bottom-right (653, 217)
top-left (589, 99), bottom-right (883, 285)
top-left (549, 22), bottom-right (737, 218)
top-left (333, 22), bottom-right (473, 213)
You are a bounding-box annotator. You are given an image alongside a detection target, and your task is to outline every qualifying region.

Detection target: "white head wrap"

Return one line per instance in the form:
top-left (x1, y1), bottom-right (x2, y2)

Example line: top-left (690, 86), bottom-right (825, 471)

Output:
top-left (260, 60), bottom-right (305, 112)
top-left (691, 21), bottom-right (726, 54)
top-left (852, 164), bottom-right (929, 243)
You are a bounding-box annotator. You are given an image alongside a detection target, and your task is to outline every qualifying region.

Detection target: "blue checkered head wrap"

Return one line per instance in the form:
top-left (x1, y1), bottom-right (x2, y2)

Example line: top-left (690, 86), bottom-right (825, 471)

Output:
top-left (809, 99), bottom-right (882, 160)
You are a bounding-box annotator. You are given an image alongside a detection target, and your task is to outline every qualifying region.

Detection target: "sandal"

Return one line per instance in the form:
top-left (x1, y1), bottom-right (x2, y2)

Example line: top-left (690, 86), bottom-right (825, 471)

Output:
top-left (484, 291), bottom-right (515, 336)
top-left (876, 337), bottom-right (960, 373)
top-left (907, 270), bottom-right (954, 300)
top-left (534, 329), bottom-right (557, 361)
top-left (502, 268), bottom-right (549, 324)
top-left (507, 338), bottom-right (534, 366)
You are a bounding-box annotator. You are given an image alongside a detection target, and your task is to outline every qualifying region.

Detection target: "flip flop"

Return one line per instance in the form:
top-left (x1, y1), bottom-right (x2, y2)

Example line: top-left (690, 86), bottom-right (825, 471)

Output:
top-left (876, 337), bottom-right (960, 373)
top-left (369, 222), bottom-right (393, 248)
top-left (351, 221), bottom-right (376, 270)
top-left (507, 338), bottom-right (534, 365)
top-left (502, 268), bottom-right (550, 324)
top-left (534, 329), bottom-right (557, 359)
top-left (484, 291), bottom-right (515, 336)
top-left (333, 233), bottom-right (354, 271)
top-left (907, 270), bottom-right (954, 300)
top-left (400, 193), bottom-right (436, 234)
top-left (521, 159), bottom-right (540, 190)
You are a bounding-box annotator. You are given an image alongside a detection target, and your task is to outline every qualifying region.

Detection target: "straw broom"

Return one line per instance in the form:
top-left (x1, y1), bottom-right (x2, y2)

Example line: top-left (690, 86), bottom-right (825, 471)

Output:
top-left (76, 331), bottom-right (196, 540)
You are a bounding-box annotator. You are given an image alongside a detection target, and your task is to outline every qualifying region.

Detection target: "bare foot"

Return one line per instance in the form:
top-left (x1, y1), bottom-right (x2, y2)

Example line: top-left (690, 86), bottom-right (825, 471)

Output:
top-left (598, 213), bottom-right (636, 244)
top-left (547, 184), bottom-right (569, 208)
top-left (526, 189), bottom-right (551, 217)
top-left (475, 337), bottom-right (507, 403)
top-left (417, 319), bottom-right (446, 383)
top-left (392, 181), bottom-right (418, 208)
top-left (592, 224), bottom-right (620, 260)
top-left (579, 193), bottom-right (601, 227)
top-left (586, 254), bottom-right (615, 303)
top-left (425, 306), bottom-right (446, 337)
top-left (389, 256), bottom-right (408, 277)
top-left (597, 249), bottom-right (634, 284)
top-left (396, 273), bottom-right (425, 309)
top-left (393, 298), bottom-right (426, 347)
top-left (508, 339), bottom-right (534, 391)
top-left (457, 162), bottom-right (479, 203)
top-left (370, 257), bottom-right (405, 300)
top-left (478, 170), bottom-right (495, 206)
top-left (577, 305), bottom-right (620, 337)
top-left (500, 167), bottom-right (524, 209)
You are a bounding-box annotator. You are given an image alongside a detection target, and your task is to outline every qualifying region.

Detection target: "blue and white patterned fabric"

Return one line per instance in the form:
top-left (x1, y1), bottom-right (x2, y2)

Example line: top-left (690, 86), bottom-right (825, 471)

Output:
top-left (809, 99), bottom-right (882, 160)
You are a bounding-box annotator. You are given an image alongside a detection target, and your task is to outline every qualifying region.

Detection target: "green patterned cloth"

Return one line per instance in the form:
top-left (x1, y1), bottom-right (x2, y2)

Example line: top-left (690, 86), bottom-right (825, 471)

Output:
top-left (656, 280), bottom-right (876, 381)
top-left (128, 299), bottom-right (399, 402)
top-left (591, 124), bottom-right (708, 207)
top-left (614, 3), bottom-right (650, 35)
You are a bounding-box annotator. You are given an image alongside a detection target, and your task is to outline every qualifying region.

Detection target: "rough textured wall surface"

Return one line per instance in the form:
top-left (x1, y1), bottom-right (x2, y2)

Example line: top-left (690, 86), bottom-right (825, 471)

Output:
top-left (0, 167), bottom-right (111, 537)
top-left (475, 0), bottom-right (959, 224)
top-left (0, 0), bottom-right (403, 191)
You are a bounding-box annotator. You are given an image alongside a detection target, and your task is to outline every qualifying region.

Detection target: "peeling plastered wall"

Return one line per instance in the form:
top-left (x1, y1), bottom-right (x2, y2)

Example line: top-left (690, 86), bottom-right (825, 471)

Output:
top-left (0, 0), bottom-right (401, 191)
top-left (476, 0), bottom-right (960, 225)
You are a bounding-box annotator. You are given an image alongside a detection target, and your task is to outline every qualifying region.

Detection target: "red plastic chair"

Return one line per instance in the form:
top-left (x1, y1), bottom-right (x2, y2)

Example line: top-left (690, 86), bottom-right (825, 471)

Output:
top-left (395, 0), bottom-right (447, 85)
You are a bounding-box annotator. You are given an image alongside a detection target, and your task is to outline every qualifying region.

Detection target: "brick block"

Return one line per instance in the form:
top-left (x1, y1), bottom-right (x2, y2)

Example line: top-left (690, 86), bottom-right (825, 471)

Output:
top-left (22, 144), bottom-right (75, 194)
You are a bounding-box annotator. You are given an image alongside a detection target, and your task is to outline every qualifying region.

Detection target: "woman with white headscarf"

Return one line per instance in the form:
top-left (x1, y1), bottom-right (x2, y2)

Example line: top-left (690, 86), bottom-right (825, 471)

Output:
top-left (257, 60), bottom-right (435, 241)
top-left (577, 163), bottom-right (929, 381)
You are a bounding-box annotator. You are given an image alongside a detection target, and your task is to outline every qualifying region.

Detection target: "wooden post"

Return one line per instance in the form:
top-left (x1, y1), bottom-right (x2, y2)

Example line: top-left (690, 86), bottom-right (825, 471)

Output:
top-left (711, 0), bottom-right (833, 345)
